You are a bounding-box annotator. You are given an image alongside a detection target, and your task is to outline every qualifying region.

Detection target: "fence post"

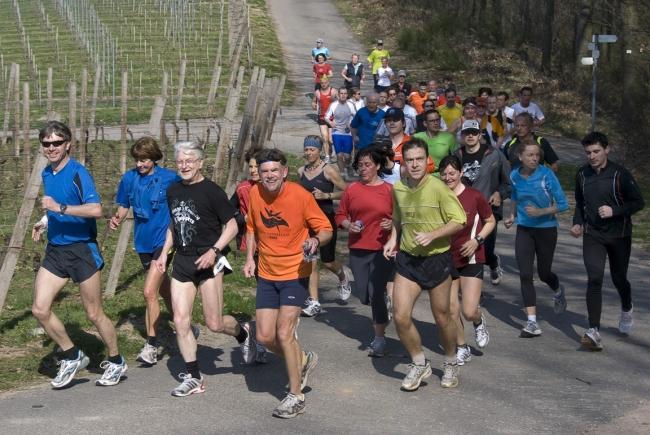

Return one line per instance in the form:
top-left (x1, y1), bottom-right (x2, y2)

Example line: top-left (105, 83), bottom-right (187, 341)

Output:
top-left (175, 59), bottom-right (186, 122)
top-left (119, 70), bottom-right (128, 173)
top-left (79, 68), bottom-right (88, 165)
top-left (68, 81), bottom-right (76, 152)
top-left (13, 64), bottom-right (20, 157)
top-left (88, 64), bottom-right (101, 130)
top-left (213, 66), bottom-right (244, 185)
top-left (2, 63), bottom-right (17, 146)
top-left (22, 81), bottom-right (30, 184)
top-left (46, 67), bottom-right (53, 121)
top-left (0, 154), bottom-right (48, 314)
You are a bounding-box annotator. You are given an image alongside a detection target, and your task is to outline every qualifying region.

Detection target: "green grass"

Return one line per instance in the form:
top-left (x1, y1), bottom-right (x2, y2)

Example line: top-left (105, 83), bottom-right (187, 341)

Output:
top-left (0, 139), bottom-right (267, 392)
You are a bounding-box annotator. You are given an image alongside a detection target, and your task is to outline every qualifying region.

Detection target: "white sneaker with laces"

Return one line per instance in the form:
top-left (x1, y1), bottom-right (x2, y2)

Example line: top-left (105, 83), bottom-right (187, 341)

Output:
top-left (171, 373), bottom-right (205, 397)
top-left (137, 343), bottom-right (157, 365)
top-left (619, 308), bottom-right (633, 334)
top-left (456, 345), bottom-right (472, 366)
top-left (301, 297), bottom-right (321, 317)
top-left (95, 358), bottom-right (128, 386)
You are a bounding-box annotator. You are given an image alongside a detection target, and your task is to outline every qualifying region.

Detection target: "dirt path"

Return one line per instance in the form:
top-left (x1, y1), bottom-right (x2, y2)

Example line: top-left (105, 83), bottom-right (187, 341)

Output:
top-left (0, 2), bottom-right (647, 433)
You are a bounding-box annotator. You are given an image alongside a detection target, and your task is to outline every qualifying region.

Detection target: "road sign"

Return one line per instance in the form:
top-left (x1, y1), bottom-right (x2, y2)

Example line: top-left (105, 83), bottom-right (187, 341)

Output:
top-left (596, 35), bottom-right (618, 43)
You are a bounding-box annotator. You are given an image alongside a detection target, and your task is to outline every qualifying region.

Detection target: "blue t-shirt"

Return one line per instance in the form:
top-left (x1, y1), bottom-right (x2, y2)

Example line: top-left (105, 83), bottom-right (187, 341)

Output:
top-left (42, 159), bottom-right (101, 246)
top-left (311, 47), bottom-right (330, 60)
top-left (350, 107), bottom-right (385, 149)
top-left (115, 166), bottom-right (180, 253)
top-left (510, 165), bottom-right (568, 228)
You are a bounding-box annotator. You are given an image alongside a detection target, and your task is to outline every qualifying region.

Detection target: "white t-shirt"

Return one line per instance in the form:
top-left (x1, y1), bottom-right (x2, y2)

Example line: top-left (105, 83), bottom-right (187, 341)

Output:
top-left (376, 67), bottom-right (394, 87)
top-left (511, 102), bottom-right (544, 121)
top-left (352, 99), bottom-right (365, 112)
top-left (325, 100), bottom-right (356, 135)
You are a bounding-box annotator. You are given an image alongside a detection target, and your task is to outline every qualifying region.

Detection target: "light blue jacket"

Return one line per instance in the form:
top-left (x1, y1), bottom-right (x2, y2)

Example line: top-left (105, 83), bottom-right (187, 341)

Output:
top-left (510, 165), bottom-right (568, 228)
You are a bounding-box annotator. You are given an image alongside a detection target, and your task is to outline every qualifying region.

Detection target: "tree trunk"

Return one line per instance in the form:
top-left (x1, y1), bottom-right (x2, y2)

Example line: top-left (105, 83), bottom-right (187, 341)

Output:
top-left (541, 0), bottom-right (555, 74)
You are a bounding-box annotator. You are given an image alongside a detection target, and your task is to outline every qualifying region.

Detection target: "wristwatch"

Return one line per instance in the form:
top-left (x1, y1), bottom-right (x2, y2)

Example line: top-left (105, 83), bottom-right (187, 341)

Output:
top-left (59, 204), bottom-right (68, 215)
top-left (211, 246), bottom-right (221, 258)
top-left (474, 235), bottom-right (485, 246)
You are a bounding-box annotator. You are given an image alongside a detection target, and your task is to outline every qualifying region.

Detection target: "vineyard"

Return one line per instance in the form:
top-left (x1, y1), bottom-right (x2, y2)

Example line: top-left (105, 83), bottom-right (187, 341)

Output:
top-left (0, 0), bottom-right (289, 388)
top-left (0, 0), bottom-right (284, 126)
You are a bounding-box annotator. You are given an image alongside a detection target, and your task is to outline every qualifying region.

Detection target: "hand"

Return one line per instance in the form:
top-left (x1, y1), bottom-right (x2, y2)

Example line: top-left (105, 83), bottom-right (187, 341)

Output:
top-left (504, 215), bottom-right (515, 229)
top-left (153, 254), bottom-right (167, 274)
top-left (414, 231), bottom-right (436, 247)
top-left (489, 191), bottom-right (501, 207)
top-left (194, 249), bottom-right (216, 270)
top-left (347, 221), bottom-right (363, 233)
top-left (459, 239), bottom-right (479, 258)
top-left (32, 221), bottom-right (46, 242)
top-left (598, 205), bottom-right (613, 219)
top-left (524, 204), bottom-right (544, 217)
top-left (570, 224), bottom-right (583, 238)
top-left (41, 196), bottom-right (58, 212)
top-left (352, 135), bottom-right (359, 144)
top-left (312, 188), bottom-right (327, 200)
top-left (311, 103), bottom-right (317, 110)
top-left (383, 239), bottom-right (397, 260)
top-left (379, 218), bottom-right (392, 230)
top-left (243, 258), bottom-right (256, 278)
top-left (109, 214), bottom-right (121, 230)
top-left (304, 237), bottom-right (319, 255)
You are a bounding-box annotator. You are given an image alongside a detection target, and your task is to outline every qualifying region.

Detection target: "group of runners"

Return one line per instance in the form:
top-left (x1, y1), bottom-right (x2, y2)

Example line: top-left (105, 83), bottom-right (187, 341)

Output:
top-left (29, 36), bottom-right (644, 420)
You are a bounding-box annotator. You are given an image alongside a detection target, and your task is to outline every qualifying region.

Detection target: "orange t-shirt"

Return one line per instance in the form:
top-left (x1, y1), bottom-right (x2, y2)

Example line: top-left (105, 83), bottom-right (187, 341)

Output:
top-left (408, 91), bottom-right (429, 114)
top-left (246, 182), bottom-right (333, 280)
top-left (393, 135), bottom-right (436, 173)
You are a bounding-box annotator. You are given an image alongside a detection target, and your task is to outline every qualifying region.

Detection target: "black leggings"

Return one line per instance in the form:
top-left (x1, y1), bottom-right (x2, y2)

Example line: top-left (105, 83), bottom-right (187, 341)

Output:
top-left (515, 226), bottom-right (560, 308)
top-left (349, 249), bottom-right (391, 325)
top-left (485, 221), bottom-right (498, 269)
top-left (583, 233), bottom-right (632, 329)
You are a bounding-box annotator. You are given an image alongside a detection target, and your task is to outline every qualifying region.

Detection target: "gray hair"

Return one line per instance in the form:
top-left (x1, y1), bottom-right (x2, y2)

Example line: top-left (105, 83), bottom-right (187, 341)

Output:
top-left (366, 92), bottom-right (379, 102)
top-left (174, 141), bottom-right (204, 160)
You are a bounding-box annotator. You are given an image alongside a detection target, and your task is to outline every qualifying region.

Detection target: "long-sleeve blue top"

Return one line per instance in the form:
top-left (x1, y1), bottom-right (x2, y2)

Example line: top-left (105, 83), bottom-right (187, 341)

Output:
top-left (510, 165), bottom-right (568, 228)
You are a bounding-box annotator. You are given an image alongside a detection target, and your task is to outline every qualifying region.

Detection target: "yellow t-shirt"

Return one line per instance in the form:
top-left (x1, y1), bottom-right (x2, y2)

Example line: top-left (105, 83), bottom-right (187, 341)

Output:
top-left (367, 49), bottom-right (390, 74)
top-left (437, 105), bottom-right (463, 131)
top-left (393, 176), bottom-right (466, 256)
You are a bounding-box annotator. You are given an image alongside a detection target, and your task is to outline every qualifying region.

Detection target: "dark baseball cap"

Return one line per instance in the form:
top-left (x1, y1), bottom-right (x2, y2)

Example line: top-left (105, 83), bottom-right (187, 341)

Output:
top-left (384, 107), bottom-right (405, 122)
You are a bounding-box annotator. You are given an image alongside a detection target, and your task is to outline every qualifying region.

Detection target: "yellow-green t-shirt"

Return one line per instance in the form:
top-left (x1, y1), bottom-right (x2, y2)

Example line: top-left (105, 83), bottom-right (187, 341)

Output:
top-left (412, 131), bottom-right (458, 176)
top-left (367, 49), bottom-right (390, 74)
top-left (393, 176), bottom-right (466, 256)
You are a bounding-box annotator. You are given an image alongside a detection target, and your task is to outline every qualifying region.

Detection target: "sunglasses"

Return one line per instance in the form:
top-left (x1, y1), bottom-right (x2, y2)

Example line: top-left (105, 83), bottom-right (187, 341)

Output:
top-left (41, 139), bottom-right (67, 148)
top-left (463, 130), bottom-right (481, 136)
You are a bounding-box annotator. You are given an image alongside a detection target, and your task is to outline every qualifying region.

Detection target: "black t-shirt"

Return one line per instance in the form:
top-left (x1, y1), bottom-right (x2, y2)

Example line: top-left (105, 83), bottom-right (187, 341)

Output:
top-left (166, 178), bottom-right (236, 251)
top-left (505, 135), bottom-right (559, 169)
top-left (461, 144), bottom-right (488, 186)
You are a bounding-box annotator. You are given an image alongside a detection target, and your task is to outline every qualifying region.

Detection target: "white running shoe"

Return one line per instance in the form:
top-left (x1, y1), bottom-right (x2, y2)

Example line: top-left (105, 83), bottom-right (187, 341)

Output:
top-left (137, 343), bottom-right (157, 365)
top-left (619, 308), bottom-right (633, 334)
top-left (171, 373), bottom-right (205, 397)
top-left (95, 359), bottom-right (128, 386)
top-left (474, 314), bottom-right (490, 349)
top-left (301, 297), bottom-right (321, 317)
top-left (456, 345), bottom-right (472, 366)
top-left (51, 350), bottom-right (90, 389)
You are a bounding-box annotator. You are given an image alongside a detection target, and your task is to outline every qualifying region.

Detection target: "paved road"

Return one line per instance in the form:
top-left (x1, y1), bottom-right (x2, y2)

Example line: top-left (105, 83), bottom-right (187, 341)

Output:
top-left (1, 0), bottom-right (648, 433)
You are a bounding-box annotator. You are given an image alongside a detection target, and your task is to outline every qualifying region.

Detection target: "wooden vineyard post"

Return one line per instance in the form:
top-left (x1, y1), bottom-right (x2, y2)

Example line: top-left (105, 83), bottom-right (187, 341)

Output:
top-left (46, 67), bottom-right (53, 121)
top-left (13, 64), bottom-right (20, 157)
top-left (22, 82), bottom-right (30, 184)
top-left (68, 81), bottom-right (76, 152)
top-left (175, 59), bottom-right (186, 123)
top-left (105, 70), bottom-right (131, 298)
top-left (225, 66), bottom-right (260, 195)
top-left (265, 74), bottom-right (286, 142)
top-left (79, 68), bottom-right (88, 165)
top-left (2, 63), bottom-right (17, 146)
top-left (119, 70), bottom-right (128, 173)
top-left (89, 64), bottom-right (101, 132)
top-left (0, 154), bottom-right (48, 314)
top-left (212, 66), bottom-right (244, 185)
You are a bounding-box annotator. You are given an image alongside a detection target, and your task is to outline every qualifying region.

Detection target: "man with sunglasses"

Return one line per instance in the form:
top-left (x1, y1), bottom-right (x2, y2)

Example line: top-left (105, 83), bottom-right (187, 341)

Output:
top-left (454, 120), bottom-right (511, 286)
top-left (31, 121), bottom-right (127, 389)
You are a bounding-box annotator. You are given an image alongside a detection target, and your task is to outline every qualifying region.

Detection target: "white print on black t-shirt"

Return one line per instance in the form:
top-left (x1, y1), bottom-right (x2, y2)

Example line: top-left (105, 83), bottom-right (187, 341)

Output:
top-left (462, 160), bottom-right (481, 185)
top-left (170, 199), bottom-right (201, 247)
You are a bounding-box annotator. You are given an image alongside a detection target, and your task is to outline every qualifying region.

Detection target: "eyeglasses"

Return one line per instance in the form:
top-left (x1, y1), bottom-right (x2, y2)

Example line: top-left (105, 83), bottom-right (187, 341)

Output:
top-left (41, 139), bottom-right (67, 148)
top-left (175, 159), bottom-right (200, 167)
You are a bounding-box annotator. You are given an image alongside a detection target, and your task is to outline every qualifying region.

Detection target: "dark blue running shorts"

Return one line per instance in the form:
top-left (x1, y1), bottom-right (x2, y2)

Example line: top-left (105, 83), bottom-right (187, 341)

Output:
top-left (256, 277), bottom-right (309, 309)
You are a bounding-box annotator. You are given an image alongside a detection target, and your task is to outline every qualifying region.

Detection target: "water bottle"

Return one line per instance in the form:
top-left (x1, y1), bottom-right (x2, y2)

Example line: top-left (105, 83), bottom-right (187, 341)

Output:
top-left (303, 240), bottom-right (319, 262)
top-left (355, 220), bottom-right (364, 231)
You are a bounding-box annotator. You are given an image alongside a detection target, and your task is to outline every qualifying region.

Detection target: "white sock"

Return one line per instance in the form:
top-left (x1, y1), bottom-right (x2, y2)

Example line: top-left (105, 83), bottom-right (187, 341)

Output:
top-left (527, 315), bottom-right (537, 323)
top-left (412, 353), bottom-right (426, 366)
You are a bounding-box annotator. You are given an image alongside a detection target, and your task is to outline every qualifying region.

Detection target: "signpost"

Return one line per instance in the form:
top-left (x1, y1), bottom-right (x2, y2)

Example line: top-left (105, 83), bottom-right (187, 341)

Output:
top-left (582, 34), bottom-right (618, 131)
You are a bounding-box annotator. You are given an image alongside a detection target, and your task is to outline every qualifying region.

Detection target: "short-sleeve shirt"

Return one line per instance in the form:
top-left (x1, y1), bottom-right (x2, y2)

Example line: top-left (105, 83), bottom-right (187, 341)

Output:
top-left (367, 49), bottom-right (390, 74)
top-left (42, 159), bottom-right (101, 246)
top-left (511, 102), bottom-right (545, 121)
top-left (313, 63), bottom-right (332, 83)
top-left (460, 144), bottom-right (489, 186)
top-left (393, 176), bottom-right (466, 256)
top-left (246, 182), bottom-right (332, 281)
top-left (350, 107), bottom-right (385, 149)
top-left (408, 92), bottom-right (429, 114)
top-left (335, 181), bottom-right (393, 251)
top-left (412, 131), bottom-right (458, 173)
top-left (166, 178), bottom-right (236, 250)
top-left (115, 166), bottom-right (180, 253)
top-left (437, 105), bottom-right (463, 129)
top-left (376, 67), bottom-right (393, 87)
top-left (325, 100), bottom-right (355, 135)
top-left (451, 187), bottom-right (493, 268)
top-left (312, 47), bottom-right (330, 60)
